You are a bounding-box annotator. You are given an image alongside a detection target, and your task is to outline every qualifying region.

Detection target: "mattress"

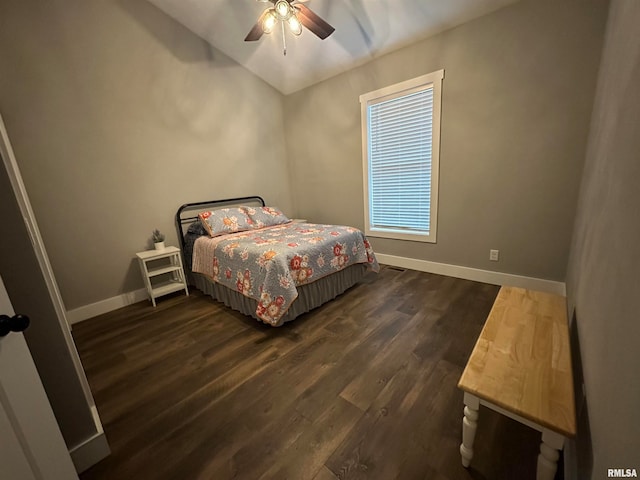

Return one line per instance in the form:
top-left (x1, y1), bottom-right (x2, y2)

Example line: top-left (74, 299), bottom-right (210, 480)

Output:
top-left (184, 222), bottom-right (378, 326)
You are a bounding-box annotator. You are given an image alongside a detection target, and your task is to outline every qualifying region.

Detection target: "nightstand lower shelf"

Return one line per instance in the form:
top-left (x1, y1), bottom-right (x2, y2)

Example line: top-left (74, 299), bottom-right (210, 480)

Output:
top-left (152, 280), bottom-right (187, 297)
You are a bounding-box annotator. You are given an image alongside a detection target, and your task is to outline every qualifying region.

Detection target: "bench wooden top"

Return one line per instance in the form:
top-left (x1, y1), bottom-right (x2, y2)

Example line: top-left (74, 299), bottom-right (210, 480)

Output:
top-left (458, 286), bottom-right (576, 437)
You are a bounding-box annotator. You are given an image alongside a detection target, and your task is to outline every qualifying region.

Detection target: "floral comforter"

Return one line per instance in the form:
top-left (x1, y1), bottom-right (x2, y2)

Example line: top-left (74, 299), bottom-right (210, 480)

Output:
top-left (191, 223), bottom-right (379, 326)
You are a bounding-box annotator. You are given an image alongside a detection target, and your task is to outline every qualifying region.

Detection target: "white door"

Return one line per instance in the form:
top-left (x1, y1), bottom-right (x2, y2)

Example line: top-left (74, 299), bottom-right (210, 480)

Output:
top-left (0, 274), bottom-right (78, 480)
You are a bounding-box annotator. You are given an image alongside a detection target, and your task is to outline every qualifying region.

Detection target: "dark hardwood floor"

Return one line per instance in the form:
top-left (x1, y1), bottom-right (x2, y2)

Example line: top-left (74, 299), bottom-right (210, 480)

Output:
top-left (73, 266), bottom-right (542, 480)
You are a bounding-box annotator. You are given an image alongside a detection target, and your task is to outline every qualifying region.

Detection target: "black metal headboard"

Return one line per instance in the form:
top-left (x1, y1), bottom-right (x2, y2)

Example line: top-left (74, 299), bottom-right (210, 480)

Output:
top-left (174, 195), bottom-right (265, 256)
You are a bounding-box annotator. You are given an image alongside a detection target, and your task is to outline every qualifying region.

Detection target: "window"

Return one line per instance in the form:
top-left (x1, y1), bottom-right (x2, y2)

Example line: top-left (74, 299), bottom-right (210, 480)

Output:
top-left (360, 70), bottom-right (444, 243)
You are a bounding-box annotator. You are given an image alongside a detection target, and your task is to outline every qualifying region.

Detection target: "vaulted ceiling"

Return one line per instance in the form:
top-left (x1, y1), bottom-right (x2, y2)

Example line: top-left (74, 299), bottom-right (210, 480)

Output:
top-left (147, 0), bottom-right (520, 95)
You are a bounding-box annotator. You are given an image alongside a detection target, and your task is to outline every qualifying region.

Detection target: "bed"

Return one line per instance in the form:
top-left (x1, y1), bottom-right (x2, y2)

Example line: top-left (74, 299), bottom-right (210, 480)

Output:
top-left (175, 196), bottom-right (379, 326)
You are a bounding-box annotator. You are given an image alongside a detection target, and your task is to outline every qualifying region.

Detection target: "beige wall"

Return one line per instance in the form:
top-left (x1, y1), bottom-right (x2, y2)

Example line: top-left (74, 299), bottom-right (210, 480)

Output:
top-left (566, 0), bottom-right (640, 476)
top-left (0, 0), bottom-right (611, 309)
top-left (0, 0), bottom-right (292, 310)
top-left (284, 0), bottom-right (609, 281)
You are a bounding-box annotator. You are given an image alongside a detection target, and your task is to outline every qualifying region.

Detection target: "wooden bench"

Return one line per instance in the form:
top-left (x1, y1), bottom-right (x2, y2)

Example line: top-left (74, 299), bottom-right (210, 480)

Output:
top-left (458, 286), bottom-right (576, 480)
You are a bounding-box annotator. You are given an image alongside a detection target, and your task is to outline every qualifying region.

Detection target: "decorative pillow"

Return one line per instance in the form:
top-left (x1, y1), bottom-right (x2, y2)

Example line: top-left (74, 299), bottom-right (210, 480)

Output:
top-left (244, 206), bottom-right (291, 229)
top-left (198, 207), bottom-right (253, 237)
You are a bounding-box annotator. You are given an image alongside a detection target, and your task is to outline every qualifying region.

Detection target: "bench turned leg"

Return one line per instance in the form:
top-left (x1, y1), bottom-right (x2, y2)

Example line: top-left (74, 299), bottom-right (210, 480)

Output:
top-left (460, 394), bottom-right (480, 467)
top-left (536, 430), bottom-right (565, 480)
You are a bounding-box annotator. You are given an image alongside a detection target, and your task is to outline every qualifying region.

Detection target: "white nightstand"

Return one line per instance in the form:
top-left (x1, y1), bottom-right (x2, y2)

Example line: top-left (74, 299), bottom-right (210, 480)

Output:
top-left (136, 246), bottom-right (189, 307)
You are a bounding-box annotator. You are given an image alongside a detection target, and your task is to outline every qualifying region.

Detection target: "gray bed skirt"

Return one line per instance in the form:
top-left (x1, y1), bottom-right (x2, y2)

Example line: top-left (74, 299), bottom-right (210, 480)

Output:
top-left (191, 263), bottom-right (368, 325)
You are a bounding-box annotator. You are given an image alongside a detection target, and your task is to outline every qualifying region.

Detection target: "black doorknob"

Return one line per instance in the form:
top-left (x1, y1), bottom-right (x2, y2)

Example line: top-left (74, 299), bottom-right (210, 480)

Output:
top-left (0, 314), bottom-right (30, 337)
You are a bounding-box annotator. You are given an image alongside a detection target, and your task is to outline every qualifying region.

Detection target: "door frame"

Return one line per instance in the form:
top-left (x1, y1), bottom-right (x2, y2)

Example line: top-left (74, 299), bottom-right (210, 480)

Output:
top-left (0, 112), bottom-right (109, 471)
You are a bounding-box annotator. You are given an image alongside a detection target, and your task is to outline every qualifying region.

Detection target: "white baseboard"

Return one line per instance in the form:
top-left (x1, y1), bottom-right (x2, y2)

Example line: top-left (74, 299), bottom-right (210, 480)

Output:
top-left (376, 254), bottom-right (566, 296)
top-left (66, 256), bottom-right (565, 324)
top-left (69, 431), bottom-right (110, 473)
top-left (66, 288), bottom-right (148, 325)
top-left (69, 406), bottom-right (110, 473)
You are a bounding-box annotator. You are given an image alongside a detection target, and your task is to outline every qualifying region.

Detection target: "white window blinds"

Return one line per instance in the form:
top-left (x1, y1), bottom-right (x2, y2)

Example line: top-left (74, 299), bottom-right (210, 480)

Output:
top-left (368, 88), bottom-right (434, 233)
top-left (360, 70), bottom-right (443, 243)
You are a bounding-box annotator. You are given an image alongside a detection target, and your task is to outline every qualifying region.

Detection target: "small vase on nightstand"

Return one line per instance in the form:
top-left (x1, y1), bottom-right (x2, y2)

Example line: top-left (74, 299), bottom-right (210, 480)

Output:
top-left (154, 241), bottom-right (165, 250)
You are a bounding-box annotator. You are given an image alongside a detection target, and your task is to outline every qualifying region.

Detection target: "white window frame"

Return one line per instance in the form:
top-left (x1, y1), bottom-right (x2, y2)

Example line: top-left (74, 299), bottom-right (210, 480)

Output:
top-left (360, 69), bottom-right (444, 243)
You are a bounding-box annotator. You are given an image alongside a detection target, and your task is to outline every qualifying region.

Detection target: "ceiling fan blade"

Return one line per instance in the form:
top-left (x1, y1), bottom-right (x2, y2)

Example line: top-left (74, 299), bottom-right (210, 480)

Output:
top-left (294, 4), bottom-right (335, 40)
top-left (244, 9), bottom-right (270, 41)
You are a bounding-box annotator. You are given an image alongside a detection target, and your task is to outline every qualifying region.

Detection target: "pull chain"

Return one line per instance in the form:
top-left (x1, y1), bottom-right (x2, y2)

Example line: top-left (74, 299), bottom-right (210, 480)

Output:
top-left (281, 20), bottom-right (287, 56)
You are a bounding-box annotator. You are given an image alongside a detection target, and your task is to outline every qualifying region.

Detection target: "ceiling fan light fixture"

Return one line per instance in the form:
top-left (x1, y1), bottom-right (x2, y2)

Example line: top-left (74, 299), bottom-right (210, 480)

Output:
top-left (288, 15), bottom-right (302, 36)
top-left (275, 0), bottom-right (291, 19)
top-left (262, 9), bottom-right (277, 34)
top-left (244, 0), bottom-right (335, 46)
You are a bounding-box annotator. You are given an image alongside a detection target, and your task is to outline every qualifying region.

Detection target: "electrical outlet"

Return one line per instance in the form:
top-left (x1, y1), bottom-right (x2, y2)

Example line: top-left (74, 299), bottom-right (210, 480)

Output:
top-left (489, 249), bottom-right (499, 261)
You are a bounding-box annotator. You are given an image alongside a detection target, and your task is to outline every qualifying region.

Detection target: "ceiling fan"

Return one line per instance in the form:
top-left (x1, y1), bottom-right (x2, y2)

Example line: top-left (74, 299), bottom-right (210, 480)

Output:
top-left (244, 0), bottom-right (335, 55)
